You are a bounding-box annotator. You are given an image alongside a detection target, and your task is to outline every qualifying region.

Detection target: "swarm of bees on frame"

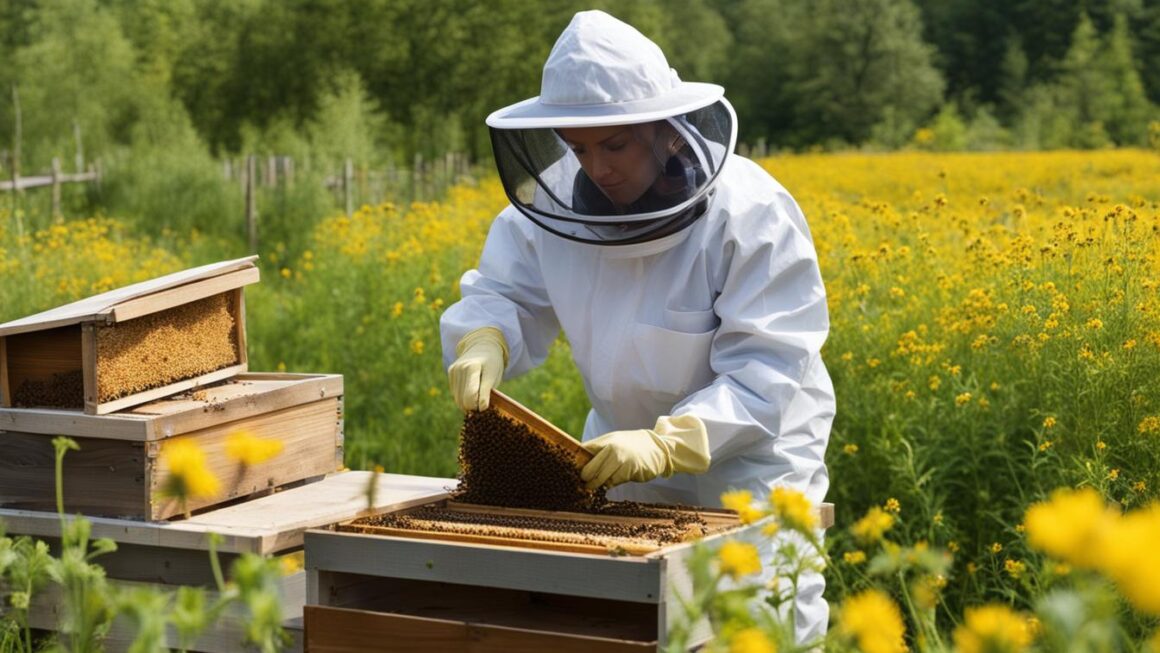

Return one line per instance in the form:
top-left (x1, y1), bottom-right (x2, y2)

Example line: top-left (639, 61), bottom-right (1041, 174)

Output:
top-left (454, 408), bottom-right (604, 511)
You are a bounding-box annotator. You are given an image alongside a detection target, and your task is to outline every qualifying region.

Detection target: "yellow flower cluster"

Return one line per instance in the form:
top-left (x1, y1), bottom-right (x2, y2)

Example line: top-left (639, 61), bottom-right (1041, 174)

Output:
top-left (728, 627), bottom-right (777, 653)
top-left (717, 540), bottom-right (762, 580)
top-left (851, 506), bottom-right (895, 543)
top-left (770, 487), bottom-right (817, 531)
top-left (952, 604), bottom-right (1033, 653)
top-left (225, 430), bottom-right (285, 466)
top-left (1025, 487), bottom-right (1160, 614)
top-left (837, 589), bottom-right (907, 653)
top-left (161, 440), bottom-right (221, 500)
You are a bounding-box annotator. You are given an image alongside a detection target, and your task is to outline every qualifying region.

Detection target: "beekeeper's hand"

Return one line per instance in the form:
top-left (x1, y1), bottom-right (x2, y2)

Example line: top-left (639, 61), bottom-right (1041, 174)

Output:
top-left (448, 327), bottom-right (508, 411)
top-left (580, 415), bottom-right (711, 490)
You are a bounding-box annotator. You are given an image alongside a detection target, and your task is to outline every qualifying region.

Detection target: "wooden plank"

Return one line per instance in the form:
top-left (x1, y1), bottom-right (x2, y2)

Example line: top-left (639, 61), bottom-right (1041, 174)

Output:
top-left (181, 472), bottom-right (452, 554)
top-left (306, 605), bottom-right (467, 653)
top-left (0, 373), bottom-right (343, 440)
top-left (304, 528), bottom-right (663, 603)
top-left (490, 389), bottom-right (592, 467)
top-left (0, 473), bottom-right (454, 555)
top-left (469, 622), bottom-right (655, 652)
top-left (110, 267), bottom-right (259, 323)
top-left (0, 256), bottom-right (258, 337)
top-left (3, 325), bottom-right (82, 409)
top-left (150, 398), bottom-right (341, 519)
top-left (0, 432), bottom-right (147, 516)
top-left (338, 524), bottom-right (660, 556)
top-left (304, 604), bottom-right (655, 653)
top-left (27, 573), bottom-right (304, 653)
top-left (93, 364), bottom-right (246, 415)
top-left (81, 323), bottom-right (98, 413)
top-left (234, 287), bottom-right (249, 368)
top-left (0, 336), bottom-right (9, 407)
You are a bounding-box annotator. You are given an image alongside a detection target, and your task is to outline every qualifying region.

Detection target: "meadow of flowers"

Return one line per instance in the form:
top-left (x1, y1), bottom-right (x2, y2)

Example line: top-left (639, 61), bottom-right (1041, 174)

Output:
top-left (2, 148), bottom-right (1160, 650)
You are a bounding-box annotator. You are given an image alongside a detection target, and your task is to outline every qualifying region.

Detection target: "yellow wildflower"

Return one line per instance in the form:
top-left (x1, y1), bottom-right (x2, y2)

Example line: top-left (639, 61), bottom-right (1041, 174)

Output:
top-left (884, 497), bottom-right (901, 514)
top-left (844, 443), bottom-right (859, 454)
top-left (955, 392), bottom-right (972, 406)
top-left (1042, 416), bottom-right (1056, 429)
top-left (391, 302), bottom-right (404, 318)
top-left (1139, 416), bottom-right (1160, 436)
top-left (1100, 503), bottom-right (1160, 615)
top-left (844, 550), bottom-right (867, 565)
top-left (729, 627), bottom-right (777, 653)
top-left (722, 490), bottom-right (764, 525)
top-left (225, 430), bottom-right (284, 466)
top-left (851, 506), bottom-right (895, 543)
top-left (991, 542), bottom-right (1003, 554)
top-left (410, 338), bottom-right (425, 355)
top-left (1024, 487), bottom-right (1116, 568)
top-left (718, 541), bottom-right (762, 580)
top-left (161, 440), bottom-right (221, 500)
top-left (771, 487), bottom-right (817, 531)
top-left (1004, 559), bottom-right (1026, 579)
top-left (952, 604), bottom-right (1033, 653)
top-left (837, 589), bottom-right (907, 653)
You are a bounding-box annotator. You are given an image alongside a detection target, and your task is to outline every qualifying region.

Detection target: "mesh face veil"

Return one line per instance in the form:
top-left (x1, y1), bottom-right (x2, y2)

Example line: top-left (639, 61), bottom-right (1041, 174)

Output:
top-left (490, 99), bottom-right (737, 245)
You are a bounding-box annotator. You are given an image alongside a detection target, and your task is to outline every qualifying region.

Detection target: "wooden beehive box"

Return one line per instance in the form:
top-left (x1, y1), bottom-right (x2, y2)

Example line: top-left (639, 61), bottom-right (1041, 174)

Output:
top-left (303, 497), bottom-right (835, 652)
top-left (0, 256), bottom-right (258, 415)
top-left (1, 471), bottom-right (452, 653)
top-left (0, 372), bottom-right (344, 520)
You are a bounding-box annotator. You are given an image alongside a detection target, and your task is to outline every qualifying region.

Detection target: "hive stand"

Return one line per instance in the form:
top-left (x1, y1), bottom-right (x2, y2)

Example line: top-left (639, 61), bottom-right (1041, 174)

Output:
top-left (0, 256), bottom-right (259, 415)
top-left (0, 471), bottom-right (453, 653)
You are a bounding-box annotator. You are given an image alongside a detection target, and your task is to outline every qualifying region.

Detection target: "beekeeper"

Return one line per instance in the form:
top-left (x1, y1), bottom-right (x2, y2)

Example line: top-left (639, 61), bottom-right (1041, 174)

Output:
top-left (440, 10), bottom-right (834, 642)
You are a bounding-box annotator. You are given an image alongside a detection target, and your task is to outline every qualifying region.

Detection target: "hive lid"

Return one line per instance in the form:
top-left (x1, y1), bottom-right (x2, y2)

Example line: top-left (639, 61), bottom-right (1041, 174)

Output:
top-left (0, 256), bottom-right (259, 337)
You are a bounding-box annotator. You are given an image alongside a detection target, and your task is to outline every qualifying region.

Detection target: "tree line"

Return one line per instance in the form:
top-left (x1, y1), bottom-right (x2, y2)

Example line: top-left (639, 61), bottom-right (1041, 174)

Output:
top-left (2, 0), bottom-right (1158, 185)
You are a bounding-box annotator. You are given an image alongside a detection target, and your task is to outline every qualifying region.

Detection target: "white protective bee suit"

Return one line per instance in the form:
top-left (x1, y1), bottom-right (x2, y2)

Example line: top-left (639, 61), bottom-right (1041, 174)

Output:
top-left (439, 10), bottom-right (834, 644)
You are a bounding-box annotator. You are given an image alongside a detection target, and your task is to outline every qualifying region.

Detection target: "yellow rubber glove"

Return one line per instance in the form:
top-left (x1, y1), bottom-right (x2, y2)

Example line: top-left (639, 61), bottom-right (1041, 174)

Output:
top-left (580, 415), bottom-right (711, 490)
top-left (448, 327), bottom-right (509, 412)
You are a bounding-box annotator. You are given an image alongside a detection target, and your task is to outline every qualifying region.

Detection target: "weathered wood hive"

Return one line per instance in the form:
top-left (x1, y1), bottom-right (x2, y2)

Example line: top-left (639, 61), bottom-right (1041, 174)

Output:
top-left (0, 257), bottom-right (259, 415)
top-left (303, 392), bottom-right (835, 652)
top-left (0, 257), bottom-right (345, 521)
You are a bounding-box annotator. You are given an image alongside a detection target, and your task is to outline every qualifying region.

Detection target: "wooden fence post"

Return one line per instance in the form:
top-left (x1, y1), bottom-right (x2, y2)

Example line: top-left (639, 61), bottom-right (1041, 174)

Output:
top-left (343, 158), bottom-right (353, 216)
top-left (245, 154), bottom-right (258, 253)
top-left (73, 120), bottom-right (84, 173)
top-left (50, 157), bottom-right (61, 221)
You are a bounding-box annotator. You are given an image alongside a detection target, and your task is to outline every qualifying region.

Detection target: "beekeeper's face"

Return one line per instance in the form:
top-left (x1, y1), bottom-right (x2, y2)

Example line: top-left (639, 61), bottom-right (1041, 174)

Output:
top-left (558, 124), bottom-right (665, 208)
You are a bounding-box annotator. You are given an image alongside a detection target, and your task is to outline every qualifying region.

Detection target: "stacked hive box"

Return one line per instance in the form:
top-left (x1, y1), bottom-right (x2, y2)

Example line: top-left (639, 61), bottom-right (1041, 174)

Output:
top-left (0, 256), bottom-right (345, 519)
top-left (0, 256), bottom-right (356, 652)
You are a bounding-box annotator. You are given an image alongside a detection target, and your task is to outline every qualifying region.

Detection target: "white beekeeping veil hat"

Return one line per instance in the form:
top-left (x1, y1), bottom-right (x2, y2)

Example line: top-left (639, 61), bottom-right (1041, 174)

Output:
top-left (486, 10), bottom-right (737, 245)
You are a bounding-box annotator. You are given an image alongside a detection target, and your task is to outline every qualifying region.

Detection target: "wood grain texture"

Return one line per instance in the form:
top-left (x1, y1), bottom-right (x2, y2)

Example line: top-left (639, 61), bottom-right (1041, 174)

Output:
top-left (3, 325), bottom-right (82, 408)
top-left (304, 528), bottom-right (663, 604)
top-left (0, 472), bottom-right (453, 555)
top-left (149, 397), bottom-right (341, 519)
top-left (109, 267), bottom-right (259, 323)
top-left (304, 605), bottom-right (655, 653)
top-left (0, 256), bottom-right (258, 337)
top-left (489, 389), bottom-right (592, 467)
top-left (0, 373), bottom-right (344, 440)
